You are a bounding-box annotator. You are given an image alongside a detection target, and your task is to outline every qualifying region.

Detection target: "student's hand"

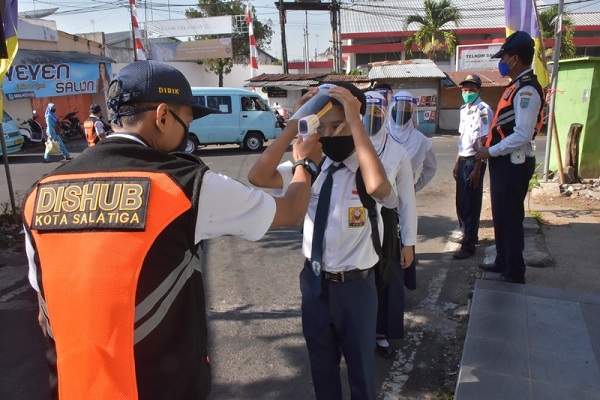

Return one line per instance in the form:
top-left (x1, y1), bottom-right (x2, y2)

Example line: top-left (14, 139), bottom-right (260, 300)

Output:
top-left (293, 134), bottom-right (322, 165)
top-left (400, 246), bottom-right (414, 269)
top-left (293, 87), bottom-right (319, 114)
top-left (453, 160), bottom-right (459, 180)
top-left (326, 86), bottom-right (362, 126)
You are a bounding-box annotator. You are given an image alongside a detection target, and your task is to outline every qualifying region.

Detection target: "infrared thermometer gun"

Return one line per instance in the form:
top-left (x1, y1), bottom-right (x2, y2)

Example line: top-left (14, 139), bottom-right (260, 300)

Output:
top-left (298, 114), bottom-right (320, 140)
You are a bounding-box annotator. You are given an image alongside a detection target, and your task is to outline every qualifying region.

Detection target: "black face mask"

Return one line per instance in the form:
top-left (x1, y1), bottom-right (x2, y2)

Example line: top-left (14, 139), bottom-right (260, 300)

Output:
top-left (392, 110), bottom-right (412, 125)
top-left (319, 135), bottom-right (355, 162)
top-left (169, 109), bottom-right (189, 152)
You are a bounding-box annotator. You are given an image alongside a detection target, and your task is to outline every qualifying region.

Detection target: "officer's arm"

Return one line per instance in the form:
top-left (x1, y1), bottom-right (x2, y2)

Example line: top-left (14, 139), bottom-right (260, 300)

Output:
top-left (270, 167), bottom-right (312, 227)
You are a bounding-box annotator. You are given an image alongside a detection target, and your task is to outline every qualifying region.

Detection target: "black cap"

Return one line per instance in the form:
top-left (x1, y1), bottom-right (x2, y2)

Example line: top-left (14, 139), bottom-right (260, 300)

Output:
top-left (459, 74), bottom-right (482, 88)
top-left (107, 60), bottom-right (214, 120)
top-left (90, 103), bottom-right (102, 113)
top-left (492, 31), bottom-right (535, 59)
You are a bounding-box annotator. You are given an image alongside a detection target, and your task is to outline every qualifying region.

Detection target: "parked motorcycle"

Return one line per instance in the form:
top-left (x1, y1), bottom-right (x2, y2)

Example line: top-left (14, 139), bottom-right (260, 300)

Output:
top-left (18, 110), bottom-right (46, 146)
top-left (59, 111), bottom-right (85, 141)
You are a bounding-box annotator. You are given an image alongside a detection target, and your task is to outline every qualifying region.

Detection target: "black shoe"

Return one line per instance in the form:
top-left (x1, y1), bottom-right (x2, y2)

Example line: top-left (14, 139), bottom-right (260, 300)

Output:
top-left (43, 159), bottom-right (51, 163)
top-left (64, 156), bottom-right (74, 161)
top-left (478, 262), bottom-right (502, 273)
top-left (453, 249), bottom-right (474, 259)
top-left (376, 343), bottom-right (395, 359)
top-left (483, 274), bottom-right (525, 284)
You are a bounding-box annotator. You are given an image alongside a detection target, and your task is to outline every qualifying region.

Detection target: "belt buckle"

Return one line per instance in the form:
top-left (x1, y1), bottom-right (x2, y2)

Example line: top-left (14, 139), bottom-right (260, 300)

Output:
top-left (331, 271), bottom-right (344, 283)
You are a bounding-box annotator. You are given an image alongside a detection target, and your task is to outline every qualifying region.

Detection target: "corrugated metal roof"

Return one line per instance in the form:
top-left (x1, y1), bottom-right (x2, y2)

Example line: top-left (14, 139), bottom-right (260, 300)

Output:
top-left (322, 75), bottom-right (371, 89)
top-left (443, 70), bottom-right (511, 88)
top-left (340, 0), bottom-right (593, 34)
top-left (244, 80), bottom-right (321, 88)
top-left (368, 59), bottom-right (446, 79)
top-left (247, 73), bottom-right (327, 82)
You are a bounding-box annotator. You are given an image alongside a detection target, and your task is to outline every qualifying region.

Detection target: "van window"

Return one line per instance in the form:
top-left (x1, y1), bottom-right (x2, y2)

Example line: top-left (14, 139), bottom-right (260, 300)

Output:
top-left (3, 111), bottom-right (13, 123)
top-left (207, 96), bottom-right (231, 113)
top-left (241, 96), bottom-right (268, 112)
top-left (193, 96), bottom-right (206, 107)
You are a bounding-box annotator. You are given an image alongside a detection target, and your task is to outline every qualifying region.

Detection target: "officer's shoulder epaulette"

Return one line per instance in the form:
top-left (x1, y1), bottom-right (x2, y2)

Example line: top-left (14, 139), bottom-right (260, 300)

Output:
top-left (460, 104), bottom-right (467, 110)
top-left (477, 103), bottom-right (486, 111)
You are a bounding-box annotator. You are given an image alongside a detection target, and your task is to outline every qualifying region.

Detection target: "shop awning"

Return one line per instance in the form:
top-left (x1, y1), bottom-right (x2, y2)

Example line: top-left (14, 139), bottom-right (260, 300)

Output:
top-left (14, 49), bottom-right (115, 65)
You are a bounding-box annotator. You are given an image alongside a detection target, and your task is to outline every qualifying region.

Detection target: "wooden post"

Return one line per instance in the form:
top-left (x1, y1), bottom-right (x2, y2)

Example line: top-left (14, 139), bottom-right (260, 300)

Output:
top-left (564, 123), bottom-right (583, 183)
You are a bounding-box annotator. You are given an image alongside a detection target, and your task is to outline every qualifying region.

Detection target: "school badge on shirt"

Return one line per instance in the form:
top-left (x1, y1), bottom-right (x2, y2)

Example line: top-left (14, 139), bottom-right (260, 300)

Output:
top-left (348, 206), bottom-right (366, 227)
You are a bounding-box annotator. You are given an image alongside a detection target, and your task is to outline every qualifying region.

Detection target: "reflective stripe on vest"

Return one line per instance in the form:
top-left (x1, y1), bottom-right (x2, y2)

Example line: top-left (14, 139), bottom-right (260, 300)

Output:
top-left (486, 71), bottom-right (545, 148)
top-left (23, 170), bottom-right (192, 399)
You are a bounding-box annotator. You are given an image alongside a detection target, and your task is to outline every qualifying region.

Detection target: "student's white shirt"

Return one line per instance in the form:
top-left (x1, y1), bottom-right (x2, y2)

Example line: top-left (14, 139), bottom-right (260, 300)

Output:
top-left (277, 151), bottom-right (398, 273)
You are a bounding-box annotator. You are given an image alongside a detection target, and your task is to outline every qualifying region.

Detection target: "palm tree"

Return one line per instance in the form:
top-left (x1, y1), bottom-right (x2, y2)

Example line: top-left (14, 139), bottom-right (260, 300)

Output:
top-left (403, 0), bottom-right (460, 60)
top-left (539, 5), bottom-right (576, 60)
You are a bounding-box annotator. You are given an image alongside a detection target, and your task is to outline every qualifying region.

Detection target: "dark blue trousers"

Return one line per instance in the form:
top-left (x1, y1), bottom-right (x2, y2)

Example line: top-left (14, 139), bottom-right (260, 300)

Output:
top-left (455, 157), bottom-right (487, 254)
top-left (300, 265), bottom-right (377, 400)
top-left (489, 155), bottom-right (535, 279)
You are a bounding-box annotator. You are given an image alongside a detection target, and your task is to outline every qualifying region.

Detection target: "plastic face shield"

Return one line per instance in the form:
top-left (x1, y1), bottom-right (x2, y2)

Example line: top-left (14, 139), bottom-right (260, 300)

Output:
top-left (362, 95), bottom-right (387, 137)
top-left (290, 84), bottom-right (337, 121)
top-left (390, 93), bottom-right (418, 126)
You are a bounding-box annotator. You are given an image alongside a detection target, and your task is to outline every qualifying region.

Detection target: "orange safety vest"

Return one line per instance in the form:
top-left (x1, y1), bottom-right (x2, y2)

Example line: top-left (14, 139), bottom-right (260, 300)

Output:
top-left (23, 141), bottom-right (211, 399)
top-left (486, 70), bottom-right (545, 148)
top-left (84, 116), bottom-right (101, 147)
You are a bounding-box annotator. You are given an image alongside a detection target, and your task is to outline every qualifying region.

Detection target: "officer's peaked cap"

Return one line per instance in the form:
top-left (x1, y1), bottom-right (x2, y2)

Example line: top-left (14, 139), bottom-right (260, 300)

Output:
top-left (459, 74), bottom-right (482, 88)
top-left (107, 60), bottom-right (215, 120)
top-left (492, 31), bottom-right (535, 59)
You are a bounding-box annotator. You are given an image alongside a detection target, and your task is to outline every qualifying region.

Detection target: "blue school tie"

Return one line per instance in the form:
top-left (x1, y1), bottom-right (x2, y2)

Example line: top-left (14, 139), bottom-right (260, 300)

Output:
top-left (310, 162), bottom-right (344, 297)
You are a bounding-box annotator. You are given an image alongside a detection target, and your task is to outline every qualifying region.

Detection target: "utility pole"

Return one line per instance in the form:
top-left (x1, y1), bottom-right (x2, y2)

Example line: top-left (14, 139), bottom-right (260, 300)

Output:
top-left (304, 11), bottom-right (309, 73)
top-left (543, 0), bottom-right (564, 182)
top-left (278, 0), bottom-right (289, 73)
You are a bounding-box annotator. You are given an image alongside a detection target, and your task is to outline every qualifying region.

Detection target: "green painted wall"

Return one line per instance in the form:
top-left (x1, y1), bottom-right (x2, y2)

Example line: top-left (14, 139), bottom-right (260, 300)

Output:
top-left (550, 57), bottom-right (600, 178)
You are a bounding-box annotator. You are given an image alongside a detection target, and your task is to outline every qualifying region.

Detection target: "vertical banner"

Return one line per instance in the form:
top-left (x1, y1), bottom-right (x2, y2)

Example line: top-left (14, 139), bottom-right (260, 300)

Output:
top-left (130, 0), bottom-right (146, 61)
top-left (504, 0), bottom-right (549, 87)
top-left (1, 0), bottom-right (19, 116)
top-left (246, 1), bottom-right (258, 83)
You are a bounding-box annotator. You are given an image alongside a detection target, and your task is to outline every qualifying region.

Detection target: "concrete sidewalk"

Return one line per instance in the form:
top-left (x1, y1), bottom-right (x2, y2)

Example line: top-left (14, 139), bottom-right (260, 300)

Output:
top-left (455, 184), bottom-right (600, 399)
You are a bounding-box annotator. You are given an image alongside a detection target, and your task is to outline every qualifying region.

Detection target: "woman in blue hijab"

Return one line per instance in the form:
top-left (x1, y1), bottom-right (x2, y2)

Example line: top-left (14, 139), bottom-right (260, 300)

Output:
top-left (44, 103), bottom-right (72, 162)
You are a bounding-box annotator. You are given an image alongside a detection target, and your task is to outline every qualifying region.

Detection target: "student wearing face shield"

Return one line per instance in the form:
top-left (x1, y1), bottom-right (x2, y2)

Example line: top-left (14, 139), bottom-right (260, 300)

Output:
top-left (249, 83), bottom-right (397, 400)
top-left (387, 91), bottom-right (437, 192)
top-left (363, 91), bottom-right (417, 359)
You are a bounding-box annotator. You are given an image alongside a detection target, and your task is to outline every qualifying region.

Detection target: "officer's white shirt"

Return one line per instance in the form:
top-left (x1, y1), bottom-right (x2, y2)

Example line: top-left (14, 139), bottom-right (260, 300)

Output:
top-left (489, 68), bottom-right (542, 158)
top-left (26, 135), bottom-right (276, 292)
top-left (458, 97), bottom-right (492, 157)
top-left (378, 135), bottom-right (418, 247)
top-left (278, 151), bottom-right (398, 273)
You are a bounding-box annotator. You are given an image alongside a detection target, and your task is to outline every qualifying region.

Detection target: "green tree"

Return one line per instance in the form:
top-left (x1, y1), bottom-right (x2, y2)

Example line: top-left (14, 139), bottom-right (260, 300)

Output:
top-left (539, 5), bottom-right (576, 60)
top-left (403, 0), bottom-right (460, 60)
top-left (186, 0), bottom-right (274, 86)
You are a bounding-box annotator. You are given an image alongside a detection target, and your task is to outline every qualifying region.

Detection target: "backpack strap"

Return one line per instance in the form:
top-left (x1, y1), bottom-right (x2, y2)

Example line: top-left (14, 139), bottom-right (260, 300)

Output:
top-left (355, 168), bottom-right (382, 258)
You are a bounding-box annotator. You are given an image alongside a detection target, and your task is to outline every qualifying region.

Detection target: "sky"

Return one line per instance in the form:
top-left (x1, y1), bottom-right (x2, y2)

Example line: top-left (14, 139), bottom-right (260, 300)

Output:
top-left (19, 0), bottom-right (333, 60)
top-left (19, 0), bottom-right (600, 61)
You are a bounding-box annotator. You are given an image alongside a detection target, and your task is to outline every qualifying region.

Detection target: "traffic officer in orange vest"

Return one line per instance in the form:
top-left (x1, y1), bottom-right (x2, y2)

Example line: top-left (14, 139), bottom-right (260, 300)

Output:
top-left (83, 103), bottom-right (108, 146)
top-left (23, 60), bottom-right (321, 400)
top-left (475, 31), bottom-right (545, 284)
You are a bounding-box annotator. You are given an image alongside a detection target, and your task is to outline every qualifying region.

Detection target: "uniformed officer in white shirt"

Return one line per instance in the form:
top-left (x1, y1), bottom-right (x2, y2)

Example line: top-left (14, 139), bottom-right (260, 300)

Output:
top-left (452, 74), bottom-right (493, 260)
top-left (249, 82), bottom-right (397, 400)
top-left (476, 31), bottom-right (545, 284)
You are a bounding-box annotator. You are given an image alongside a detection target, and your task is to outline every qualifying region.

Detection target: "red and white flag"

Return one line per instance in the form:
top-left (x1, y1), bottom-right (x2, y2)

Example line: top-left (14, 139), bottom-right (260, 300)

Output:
top-left (130, 0), bottom-right (146, 61)
top-left (246, 1), bottom-right (258, 79)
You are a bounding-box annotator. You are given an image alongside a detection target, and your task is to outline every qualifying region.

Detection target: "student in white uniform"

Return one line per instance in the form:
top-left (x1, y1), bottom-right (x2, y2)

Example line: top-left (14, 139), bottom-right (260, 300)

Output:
top-left (387, 91), bottom-right (437, 192)
top-left (363, 91), bottom-right (417, 358)
top-left (249, 82), bottom-right (397, 400)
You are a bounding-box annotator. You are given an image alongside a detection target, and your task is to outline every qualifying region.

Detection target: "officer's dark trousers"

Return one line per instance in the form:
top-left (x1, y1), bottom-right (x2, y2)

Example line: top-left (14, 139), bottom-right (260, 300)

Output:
top-left (489, 155), bottom-right (535, 279)
top-left (300, 265), bottom-right (377, 400)
top-left (455, 157), bottom-right (487, 254)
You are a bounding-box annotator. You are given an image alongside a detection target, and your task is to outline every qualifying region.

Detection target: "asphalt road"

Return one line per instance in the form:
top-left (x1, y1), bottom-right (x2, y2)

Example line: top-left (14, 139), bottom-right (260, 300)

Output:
top-left (0, 135), bottom-right (547, 399)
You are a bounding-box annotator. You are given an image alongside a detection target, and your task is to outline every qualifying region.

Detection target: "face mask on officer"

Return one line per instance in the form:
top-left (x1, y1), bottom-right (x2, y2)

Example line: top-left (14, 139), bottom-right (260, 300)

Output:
top-left (462, 92), bottom-right (479, 104)
top-left (498, 55), bottom-right (516, 77)
top-left (169, 109), bottom-right (190, 153)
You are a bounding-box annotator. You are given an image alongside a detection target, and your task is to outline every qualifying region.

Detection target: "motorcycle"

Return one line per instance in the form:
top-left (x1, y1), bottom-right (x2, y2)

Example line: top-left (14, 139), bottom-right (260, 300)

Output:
top-left (18, 110), bottom-right (46, 146)
top-left (274, 110), bottom-right (286, 129)
top-left (59, 111), bottom-right (85, 142)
